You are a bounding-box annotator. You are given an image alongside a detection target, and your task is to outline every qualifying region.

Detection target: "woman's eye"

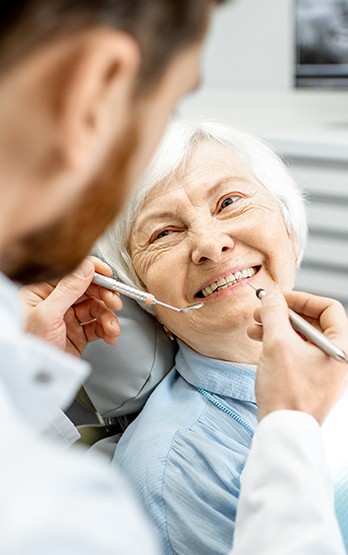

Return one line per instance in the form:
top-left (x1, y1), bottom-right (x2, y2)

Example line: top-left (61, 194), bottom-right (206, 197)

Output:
top-left (157, 229), bottom-right (171, 239)
top-left (151, 229), bottom-right (172, 242)
top-left (219, 195), bottom-right (240, 210)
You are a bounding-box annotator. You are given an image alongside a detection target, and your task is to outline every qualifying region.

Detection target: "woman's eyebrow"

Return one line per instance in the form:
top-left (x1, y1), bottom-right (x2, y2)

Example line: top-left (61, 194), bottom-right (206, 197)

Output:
top-left (135, 210), bottom-right (177, 233)
top-left (206, 175), bottom-right (246, 197)
top-left (135, 176), bottom-right (245, 232)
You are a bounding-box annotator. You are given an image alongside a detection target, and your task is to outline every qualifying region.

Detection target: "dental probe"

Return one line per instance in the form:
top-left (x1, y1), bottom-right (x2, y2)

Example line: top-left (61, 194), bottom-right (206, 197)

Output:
top-left (92, 272), bottom-right (204, 314)
top-left (246, 282), bottom-right (348, 364)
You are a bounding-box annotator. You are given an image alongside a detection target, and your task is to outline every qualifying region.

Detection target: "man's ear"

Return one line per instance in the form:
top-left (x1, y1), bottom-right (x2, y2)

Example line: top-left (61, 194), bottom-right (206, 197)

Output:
top-left (54, 29), bottom-right (141, 172)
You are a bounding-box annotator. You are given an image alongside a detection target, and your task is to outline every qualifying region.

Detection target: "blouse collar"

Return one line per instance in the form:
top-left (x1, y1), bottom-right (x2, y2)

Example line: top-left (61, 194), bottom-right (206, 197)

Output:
top-left (176, 340), bottom-right (257, 403)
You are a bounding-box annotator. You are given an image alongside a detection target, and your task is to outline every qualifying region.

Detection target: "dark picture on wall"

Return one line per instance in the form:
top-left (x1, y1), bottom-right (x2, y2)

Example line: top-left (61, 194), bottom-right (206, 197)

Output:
top-left (296, 0), bottom-right (348, 88)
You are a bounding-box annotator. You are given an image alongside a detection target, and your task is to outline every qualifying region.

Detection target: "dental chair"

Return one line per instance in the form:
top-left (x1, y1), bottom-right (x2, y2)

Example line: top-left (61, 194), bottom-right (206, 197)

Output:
top-left (72, 296), bottom-right (177, 457)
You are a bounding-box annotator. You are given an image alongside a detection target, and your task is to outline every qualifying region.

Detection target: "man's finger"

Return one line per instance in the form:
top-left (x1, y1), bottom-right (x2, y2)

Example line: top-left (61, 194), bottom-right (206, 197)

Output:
top-left (285, 291), bottom-right (348, 340)
top-left (42, 259), bottom-right (95, 317)
top-left (88, 255), bottom-right (113, 277)
top-left (82, 320), bottom-right (118, 345)
top-left (74, 299), bottom-right (121, 336)
top-left (259, 290), bottom-right (294, 341)
top-left (82, 283), bottom-right (123, 311)
top-left (247, 323), bottom-right (263, 342)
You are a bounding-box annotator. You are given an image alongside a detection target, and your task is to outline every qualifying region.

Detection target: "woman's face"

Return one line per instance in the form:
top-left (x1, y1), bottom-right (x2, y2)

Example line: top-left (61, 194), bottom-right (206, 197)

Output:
top-left (130, 141), bottom-right (298, 359)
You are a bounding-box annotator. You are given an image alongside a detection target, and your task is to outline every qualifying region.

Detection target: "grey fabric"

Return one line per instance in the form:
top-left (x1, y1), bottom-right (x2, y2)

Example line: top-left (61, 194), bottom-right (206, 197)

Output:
top-left (83, 297), bottom-right (177, 418)
top-left (87, 434), bottom-right (122, 461)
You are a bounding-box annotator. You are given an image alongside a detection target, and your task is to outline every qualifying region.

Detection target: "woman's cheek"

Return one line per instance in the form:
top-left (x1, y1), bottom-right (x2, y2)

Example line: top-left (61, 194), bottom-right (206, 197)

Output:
top-left (268, 248), bottom-right (297, 290)
top-left (132, 245), bottom-right (162, 282)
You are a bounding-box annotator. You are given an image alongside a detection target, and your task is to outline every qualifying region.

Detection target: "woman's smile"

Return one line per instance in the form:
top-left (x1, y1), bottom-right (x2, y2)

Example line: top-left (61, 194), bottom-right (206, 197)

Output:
top-left (130, 140), bottom-right (297, 361)
top-left (194, 264), bottom-right (261, 299)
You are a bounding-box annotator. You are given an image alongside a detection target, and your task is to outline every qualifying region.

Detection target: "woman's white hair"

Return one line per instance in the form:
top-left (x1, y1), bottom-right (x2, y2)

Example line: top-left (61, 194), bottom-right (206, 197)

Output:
top-left (95, 119), bottom-right (307, 312)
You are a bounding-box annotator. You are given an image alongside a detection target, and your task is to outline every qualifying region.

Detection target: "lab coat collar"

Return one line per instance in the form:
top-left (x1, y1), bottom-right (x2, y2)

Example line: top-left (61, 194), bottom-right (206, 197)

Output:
top-left (0, 272), bottom-right (22, 331)
top-left (0, 271), bottom-right (90, 437)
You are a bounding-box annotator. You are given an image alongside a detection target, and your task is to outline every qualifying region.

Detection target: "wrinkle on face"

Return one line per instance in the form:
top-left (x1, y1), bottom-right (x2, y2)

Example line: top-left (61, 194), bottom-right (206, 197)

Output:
top-left (128, 141), bottom-right (298, 361)
top-left (131, 182), bottom-right (281, 288)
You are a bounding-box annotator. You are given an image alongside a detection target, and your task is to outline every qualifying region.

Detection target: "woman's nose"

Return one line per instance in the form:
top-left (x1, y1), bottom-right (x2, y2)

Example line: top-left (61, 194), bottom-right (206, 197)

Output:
top-left (191, 223), bottom-right (235, 265)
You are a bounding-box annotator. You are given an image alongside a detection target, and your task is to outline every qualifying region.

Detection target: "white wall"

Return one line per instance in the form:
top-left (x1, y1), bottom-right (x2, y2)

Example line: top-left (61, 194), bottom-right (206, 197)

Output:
top-left (180, 0), bottom-right (348, 142)
top-left (202, 0), bottom-right (294, 90)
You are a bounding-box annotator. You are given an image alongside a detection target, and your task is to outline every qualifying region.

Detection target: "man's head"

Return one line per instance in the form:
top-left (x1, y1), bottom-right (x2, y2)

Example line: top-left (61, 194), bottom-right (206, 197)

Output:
top-left (0, 0), bottom-right (225, 281)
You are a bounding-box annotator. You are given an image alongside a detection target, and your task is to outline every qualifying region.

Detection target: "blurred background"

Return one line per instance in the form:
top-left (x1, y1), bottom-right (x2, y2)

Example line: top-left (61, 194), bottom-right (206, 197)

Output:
top-left (178, 0), bottom-right (348, 313)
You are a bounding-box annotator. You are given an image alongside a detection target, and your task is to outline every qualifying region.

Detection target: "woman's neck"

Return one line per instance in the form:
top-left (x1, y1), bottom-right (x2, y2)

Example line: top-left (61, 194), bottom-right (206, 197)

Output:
top-left (177, 326), bottom-right (262, 364)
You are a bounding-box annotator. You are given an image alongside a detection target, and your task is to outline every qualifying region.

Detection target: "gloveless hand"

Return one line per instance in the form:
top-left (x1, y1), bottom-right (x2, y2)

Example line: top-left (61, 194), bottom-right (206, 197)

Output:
top-left (247, 290), bottom-right (348, 425)
top-left (20, 256), bottom-right (122, 357)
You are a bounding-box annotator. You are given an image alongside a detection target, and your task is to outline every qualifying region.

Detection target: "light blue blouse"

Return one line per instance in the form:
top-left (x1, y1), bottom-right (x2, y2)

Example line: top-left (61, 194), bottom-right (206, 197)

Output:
top-left (113, 341), bottom-right (258, 555)
top-left (334, 466), bottom-right (348, 553)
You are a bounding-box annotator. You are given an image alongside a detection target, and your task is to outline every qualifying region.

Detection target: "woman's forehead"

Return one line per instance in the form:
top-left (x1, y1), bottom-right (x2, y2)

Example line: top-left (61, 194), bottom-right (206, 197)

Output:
top-left (144, 142), bottom-right (255, 203)
top-left (131, 140), bottom-right (287, 241)
top-left (182, 140), bottom-right (249, 183)
top-left (153, 176), bottom-right (255, 206)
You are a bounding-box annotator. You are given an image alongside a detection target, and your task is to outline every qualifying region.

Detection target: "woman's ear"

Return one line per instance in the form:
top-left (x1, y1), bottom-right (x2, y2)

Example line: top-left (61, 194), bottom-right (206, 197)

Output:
top-left (290, 235), bottom-right (300, 268)
top-left (54, 28), bottom-right (141, 173)
top-left (284, 222), bottom-right (300, 268)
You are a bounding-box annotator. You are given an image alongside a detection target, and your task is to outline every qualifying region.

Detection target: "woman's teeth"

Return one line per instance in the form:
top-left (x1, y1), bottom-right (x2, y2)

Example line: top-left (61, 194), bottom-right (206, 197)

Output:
top-left (200, 267), bottom-right (258, 298)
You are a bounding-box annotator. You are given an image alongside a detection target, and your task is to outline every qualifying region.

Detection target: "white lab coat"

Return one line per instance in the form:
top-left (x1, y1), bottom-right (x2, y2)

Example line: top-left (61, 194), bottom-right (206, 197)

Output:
top-left (0, 272), bottom-right (159, 555)
top-left (233, 411), bottom-right (346, 554)
top-left (0, 271), bottom-right (345, 554)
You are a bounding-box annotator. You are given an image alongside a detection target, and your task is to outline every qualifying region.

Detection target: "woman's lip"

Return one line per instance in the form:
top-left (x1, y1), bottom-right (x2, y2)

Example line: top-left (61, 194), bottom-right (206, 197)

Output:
top-left (193, 271), bottom-right (261, 303)
top-left (195, 265), bottom-right (261, 294)
top-left (194, 265), bottom-right (262, 299)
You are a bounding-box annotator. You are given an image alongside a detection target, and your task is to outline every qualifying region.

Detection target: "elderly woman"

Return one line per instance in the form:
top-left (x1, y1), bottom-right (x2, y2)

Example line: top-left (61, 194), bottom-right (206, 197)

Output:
top-left (95, 119), bottom-right (309, 554)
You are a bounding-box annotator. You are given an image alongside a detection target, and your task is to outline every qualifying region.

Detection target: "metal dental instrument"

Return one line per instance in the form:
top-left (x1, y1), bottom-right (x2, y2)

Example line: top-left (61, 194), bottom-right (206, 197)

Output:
top-left (92, 272), bottom-right (204, 314)
top-left (246, 281), bottom-right (348, 364)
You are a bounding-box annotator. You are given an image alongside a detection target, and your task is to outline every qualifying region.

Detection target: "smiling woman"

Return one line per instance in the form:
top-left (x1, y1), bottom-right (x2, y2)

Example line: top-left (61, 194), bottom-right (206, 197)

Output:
top-left (98, 120), bottom-right (307, 363)
top-left (95, 120), bottom-right (308, 554)
top-left (128, 139), bottom-right (302, 364)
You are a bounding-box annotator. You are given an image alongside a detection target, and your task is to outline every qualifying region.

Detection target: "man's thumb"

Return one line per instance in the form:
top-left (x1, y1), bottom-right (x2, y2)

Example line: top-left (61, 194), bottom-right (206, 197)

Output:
top-left (43, 259), bottom-right (94, 316)
top-left (260, 290), bottom-right (293, 336)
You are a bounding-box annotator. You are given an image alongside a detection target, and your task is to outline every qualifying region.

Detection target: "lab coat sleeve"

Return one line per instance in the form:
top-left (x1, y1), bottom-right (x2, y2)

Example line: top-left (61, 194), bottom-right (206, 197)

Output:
top-left (231, 410), bottom-right (345, 555)
top-left (2, 426), bottom-right (160, 555)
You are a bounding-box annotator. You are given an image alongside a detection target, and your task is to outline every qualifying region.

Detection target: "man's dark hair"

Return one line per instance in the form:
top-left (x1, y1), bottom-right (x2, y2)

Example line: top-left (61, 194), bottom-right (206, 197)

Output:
top-left (0, 1), bottom-right (225, 92)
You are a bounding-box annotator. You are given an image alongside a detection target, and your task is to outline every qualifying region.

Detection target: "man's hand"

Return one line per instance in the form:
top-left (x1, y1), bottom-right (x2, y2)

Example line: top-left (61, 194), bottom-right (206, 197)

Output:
top-left (247, 290), bottom-right (348, 424)
top-left (20, 257), bottom-right (122, 357)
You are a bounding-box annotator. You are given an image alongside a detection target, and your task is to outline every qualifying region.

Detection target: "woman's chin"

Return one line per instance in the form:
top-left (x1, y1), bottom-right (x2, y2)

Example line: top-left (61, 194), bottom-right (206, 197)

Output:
top-left (194, 308), bottom-right (256, 339)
